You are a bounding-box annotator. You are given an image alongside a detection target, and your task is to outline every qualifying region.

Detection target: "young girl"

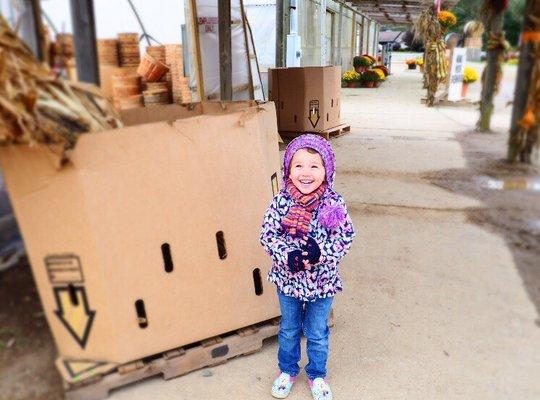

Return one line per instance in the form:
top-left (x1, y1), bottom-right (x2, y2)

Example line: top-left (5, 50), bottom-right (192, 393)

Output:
top-left (260, 134), bottom-right (356, 400)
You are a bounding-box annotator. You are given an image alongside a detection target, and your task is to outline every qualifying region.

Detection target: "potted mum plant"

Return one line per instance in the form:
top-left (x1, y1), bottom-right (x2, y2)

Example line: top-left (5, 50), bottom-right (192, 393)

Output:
top-left (362, 70), bottom-right (379, 88)
top-left (405, 59), bottom-right (417, 70)
top-left (373, 68), bottom-right (385, 87)
top-left (373, 65), bottom-right (389, 77)
top-left (342, 70), bottom-right (361, 88)
top-left (462, 65), bottom-right (479, 97)
top-left (416, 58), bottom-right (424, 72)
top-left (361, 54), bottom-right (377, 65)
top-left (353, 56), bottom-right (372, 73)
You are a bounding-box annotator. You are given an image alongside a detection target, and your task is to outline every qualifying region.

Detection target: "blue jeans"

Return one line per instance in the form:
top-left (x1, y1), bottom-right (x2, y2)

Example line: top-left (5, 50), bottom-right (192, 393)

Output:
top-left (277, 291), bottom-right (334, 380)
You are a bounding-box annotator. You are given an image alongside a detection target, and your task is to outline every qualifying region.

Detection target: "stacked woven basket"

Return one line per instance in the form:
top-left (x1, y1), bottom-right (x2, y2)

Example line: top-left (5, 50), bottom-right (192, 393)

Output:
top-left (111, 70), bottom-right (143, 110)
top-left (94, 35), bottom-right (191, 109)
top-left (137, 45), bottom-right (170, 106)
top-left (118, 33), bottom-right (140, 67)
top-left (97, 39), bottom-right (119, 66)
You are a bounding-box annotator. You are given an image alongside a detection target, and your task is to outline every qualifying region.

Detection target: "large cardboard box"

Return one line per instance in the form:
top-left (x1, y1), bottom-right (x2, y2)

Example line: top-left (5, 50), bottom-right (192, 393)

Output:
top-left (0, 102), bottom-right (281, 366)
top-left (268, 66), bottom-right (341, 132)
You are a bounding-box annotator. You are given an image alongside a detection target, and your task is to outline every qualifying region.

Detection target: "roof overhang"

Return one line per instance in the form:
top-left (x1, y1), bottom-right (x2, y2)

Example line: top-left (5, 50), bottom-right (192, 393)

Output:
top-left (348, 0), bottom-right (459, 25)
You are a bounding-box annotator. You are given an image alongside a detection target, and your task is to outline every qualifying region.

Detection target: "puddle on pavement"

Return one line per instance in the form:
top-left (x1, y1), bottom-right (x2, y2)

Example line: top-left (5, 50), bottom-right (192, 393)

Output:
top-left (529, 220), bottom-right (540, 233)
top-left (476, 176), bottom-right (540, 191)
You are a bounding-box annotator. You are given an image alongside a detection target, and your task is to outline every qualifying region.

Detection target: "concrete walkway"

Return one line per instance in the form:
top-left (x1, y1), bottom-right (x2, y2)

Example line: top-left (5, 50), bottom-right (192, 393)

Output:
top-left (109, 65), bottom-right (540, 399)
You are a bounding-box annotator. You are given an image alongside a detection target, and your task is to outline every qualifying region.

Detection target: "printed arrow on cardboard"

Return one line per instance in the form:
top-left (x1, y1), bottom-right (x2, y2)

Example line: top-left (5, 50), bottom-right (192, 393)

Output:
top-left (308, 109), bottom-right (320, 128)
top-left (63, 360), bottom-right (106, 378)
top-left (54, 286), bottom-right (95, 349)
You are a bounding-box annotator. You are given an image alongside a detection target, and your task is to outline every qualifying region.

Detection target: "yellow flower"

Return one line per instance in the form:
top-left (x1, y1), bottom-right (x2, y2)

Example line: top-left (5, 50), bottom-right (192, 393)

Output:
top-left (415, 58), bottom-right (424, 66)
top-left (342, 70), bottom-right (361, 82)
top-left (373, 68), bottom-right (385, 81)
top-left (463, 66), bottom-right (479, 84)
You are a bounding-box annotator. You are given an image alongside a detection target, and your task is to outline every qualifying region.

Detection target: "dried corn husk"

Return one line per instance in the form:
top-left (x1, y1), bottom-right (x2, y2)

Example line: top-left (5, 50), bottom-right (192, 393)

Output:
top-left (0, 16), bottom-right (121, 165)
top-left (413, 3), bottom-right (447, 107)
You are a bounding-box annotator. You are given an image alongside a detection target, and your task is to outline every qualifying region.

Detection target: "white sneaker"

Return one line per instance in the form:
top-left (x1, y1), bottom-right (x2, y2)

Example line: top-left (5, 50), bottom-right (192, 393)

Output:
top-left (309, 377), bottom-right (333, 400)
top-left (271, 372), bottom-right (296, 399)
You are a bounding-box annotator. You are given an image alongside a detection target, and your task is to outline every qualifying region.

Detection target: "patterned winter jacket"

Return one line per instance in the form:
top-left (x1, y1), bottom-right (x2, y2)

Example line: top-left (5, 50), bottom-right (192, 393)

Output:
top-left (260, 187), bottom-right (356, 302)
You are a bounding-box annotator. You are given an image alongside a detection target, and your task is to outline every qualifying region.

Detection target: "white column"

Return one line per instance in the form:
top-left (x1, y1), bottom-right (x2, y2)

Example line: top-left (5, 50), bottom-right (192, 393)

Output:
top-left (320, 0), bottom-right (327, 66)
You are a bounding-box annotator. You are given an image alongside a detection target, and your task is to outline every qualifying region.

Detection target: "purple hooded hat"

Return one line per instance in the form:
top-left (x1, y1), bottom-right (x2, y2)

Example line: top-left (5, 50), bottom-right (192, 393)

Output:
top-left (283, 134), bottom-right (336, 188)
top-left (283, 134), bottom-right (345, 229)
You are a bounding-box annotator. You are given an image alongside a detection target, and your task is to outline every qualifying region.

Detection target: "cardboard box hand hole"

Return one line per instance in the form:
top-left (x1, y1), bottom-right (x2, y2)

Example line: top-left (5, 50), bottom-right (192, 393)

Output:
top-left (253, 268), bottom-right (263, 296)
top-left (161, 243), bottom-right (174, 273)
top-left (135, 299), bottom-right (148, 329)
top-left (216, 231), bottom-right (227, 260)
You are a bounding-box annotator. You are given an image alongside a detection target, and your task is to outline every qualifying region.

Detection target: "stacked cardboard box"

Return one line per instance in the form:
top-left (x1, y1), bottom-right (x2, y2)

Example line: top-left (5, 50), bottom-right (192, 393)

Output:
top-left (0, 101), bottom-right (281, 367)
top-left (268, 66), bottom-right (342, 133)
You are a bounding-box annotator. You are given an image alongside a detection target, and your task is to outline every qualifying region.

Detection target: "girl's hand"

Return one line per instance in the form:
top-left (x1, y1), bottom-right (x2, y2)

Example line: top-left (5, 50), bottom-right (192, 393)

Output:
top-left (301, 235), bottom-right (321, 265)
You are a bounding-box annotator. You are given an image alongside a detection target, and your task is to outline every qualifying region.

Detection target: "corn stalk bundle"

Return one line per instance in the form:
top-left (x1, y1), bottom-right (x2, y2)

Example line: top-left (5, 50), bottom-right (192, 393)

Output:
top-left (0, 16), bottom-right (122, 165)
top-left (414, 4), bottom-right (447, 106)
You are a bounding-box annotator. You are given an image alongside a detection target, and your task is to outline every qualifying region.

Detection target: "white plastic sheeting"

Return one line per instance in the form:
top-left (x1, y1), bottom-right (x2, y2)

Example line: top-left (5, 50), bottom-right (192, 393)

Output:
top-left (185, 0), bottom-right (263, 101)
top-left (244, 1), bottom-right (276, 70)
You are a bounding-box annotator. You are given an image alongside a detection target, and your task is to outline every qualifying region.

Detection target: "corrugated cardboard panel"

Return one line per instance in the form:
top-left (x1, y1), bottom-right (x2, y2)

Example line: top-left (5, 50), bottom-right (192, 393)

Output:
top-left (0, 102), bottom-right (281, 363)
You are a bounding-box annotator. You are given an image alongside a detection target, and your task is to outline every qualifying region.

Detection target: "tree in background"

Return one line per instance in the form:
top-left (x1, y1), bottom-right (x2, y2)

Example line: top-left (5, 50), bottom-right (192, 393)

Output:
top-left (503, 0), bottom-right (525, 47)
top-left (402, 30), bottom-right (425, 52)
top-left (476, 0), bottom-right (509, 132)
top-left (507, 0), bottom-right (539, 163)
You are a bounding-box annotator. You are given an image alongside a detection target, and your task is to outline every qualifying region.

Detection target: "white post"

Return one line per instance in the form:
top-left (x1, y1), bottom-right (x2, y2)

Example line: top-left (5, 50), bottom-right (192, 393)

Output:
top-left (286, 0), bottom-right (302, 66)
top-left (320, 0), bottom-right (327, 66)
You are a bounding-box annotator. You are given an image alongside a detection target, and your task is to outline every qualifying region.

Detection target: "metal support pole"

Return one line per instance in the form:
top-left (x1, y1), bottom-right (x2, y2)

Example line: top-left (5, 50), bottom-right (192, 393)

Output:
top-left (286, 0), bottom-right (301, 66)
top-left (366, 18), bottom-right (371, 55)
top-left (20, 0), bottom-right (45, 61)
top-left (320, 0), bottom-right (326, 66)
top-left (69, 0), bottom-right (99, 84)
top-left (218, 0), bottom-right (232, 100)
top-left (373, 24), bottom-right (377, 56)
top-left (276, 0), bottom-right (284, 67)
top-left (276, 0), bottom-right (291, 68)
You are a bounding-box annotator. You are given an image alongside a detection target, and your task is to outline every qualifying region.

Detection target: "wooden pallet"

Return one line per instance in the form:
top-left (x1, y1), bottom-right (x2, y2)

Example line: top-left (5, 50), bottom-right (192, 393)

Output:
top-left (62, 317), bottom-right (281, 400)
top-left (61, 310), bottom-right (335, 400)
top-left (279, 124), bottom-right (351, 141)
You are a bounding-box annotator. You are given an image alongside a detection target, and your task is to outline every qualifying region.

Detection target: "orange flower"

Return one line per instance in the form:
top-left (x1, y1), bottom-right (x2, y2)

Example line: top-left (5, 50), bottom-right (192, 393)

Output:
top-left (519, 108), bottom-right (536, 129)
top-left (438, 10), bottom-right (457, 29)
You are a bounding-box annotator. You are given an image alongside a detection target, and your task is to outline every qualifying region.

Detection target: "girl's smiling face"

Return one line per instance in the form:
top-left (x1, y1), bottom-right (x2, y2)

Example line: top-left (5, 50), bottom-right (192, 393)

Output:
top-left (289, 148), bottom-right (326, 194)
